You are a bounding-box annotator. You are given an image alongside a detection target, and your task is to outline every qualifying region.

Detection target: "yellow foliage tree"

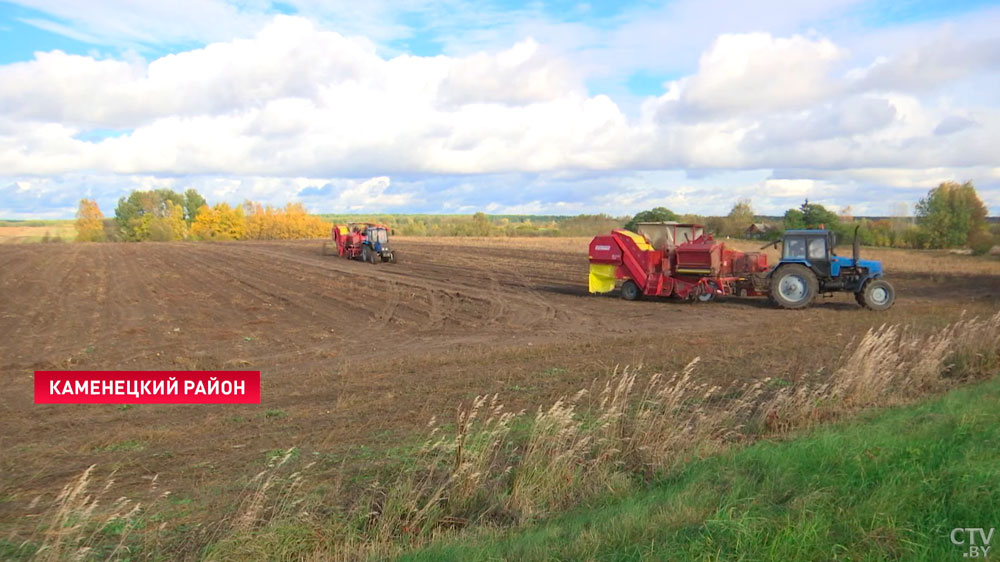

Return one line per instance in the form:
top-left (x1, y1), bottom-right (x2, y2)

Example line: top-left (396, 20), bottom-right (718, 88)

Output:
top-left (191, 203), bottom-right (248, 241)
top-left (147, 201), bottom-right (188, 241)
top-left (75, 198), bottom-right (105, 242)
top-left (243, 201), bottom-right (331, 240)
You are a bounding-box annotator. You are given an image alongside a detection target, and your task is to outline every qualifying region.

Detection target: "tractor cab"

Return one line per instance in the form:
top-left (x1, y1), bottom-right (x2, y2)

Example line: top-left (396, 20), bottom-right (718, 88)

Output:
top-left (780, 230), bottom-right (837, 278)
top-left (358, 224), bottom-right (394, 264)
top-left (767, 228), bottom-right (894, 310)
top-left (365, 225), bottom-right (388, 248)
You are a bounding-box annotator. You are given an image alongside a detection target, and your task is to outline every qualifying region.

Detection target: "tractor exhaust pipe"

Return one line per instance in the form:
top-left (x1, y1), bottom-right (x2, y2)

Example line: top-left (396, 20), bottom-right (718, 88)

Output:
top-left (853, 225), bottom-right (860, 264)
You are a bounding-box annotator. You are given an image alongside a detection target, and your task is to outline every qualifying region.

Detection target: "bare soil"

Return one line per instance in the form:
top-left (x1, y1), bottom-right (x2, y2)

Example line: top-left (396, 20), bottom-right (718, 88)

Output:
top-left (0, 237), bottom-right (997, 536)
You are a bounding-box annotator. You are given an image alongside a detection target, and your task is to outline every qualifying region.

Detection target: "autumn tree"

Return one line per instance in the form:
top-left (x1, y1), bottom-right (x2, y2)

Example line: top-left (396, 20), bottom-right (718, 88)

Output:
top-left (75, 198), bottom-right (105, 242)
top-left (243, 202), bottom-right (330, 240)
top-left (191, 203), bottom-right (248, 241)
top-left (721, 199), bottom-right (754, 237)
top-left (472, 212), bottom-right (491, 236)
top-left (114, 189), bottom-right (187, 241)
top-left (153, 201), bottom-right (188, 241)
top-left (915, 181), bottom-right (988, 248)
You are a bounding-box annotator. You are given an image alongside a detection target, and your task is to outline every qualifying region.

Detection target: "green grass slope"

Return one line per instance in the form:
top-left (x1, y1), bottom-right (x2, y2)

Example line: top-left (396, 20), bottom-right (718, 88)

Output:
top-left (400, 377), bottom-right (1000, 561)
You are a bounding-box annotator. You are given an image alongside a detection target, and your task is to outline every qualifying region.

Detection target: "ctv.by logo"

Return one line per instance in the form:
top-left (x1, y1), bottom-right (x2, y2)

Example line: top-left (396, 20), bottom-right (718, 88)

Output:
top-left (952, 528), bottom-right (994, 558)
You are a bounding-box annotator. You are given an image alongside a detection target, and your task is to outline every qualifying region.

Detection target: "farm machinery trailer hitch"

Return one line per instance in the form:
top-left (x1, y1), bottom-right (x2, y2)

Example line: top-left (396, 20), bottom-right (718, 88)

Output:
top-left (588, 222), bottom-right (894, 310)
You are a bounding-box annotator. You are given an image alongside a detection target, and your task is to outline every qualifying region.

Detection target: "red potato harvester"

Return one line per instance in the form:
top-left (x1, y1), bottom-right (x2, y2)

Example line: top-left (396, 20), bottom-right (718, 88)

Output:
top-left (588, 222), bottom-right (769, 302)
top-left (325, 222), bottom-right (396, 264)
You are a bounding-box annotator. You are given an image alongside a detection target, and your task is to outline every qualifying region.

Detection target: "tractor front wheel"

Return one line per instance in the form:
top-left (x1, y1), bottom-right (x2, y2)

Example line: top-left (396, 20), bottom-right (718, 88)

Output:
top-left (770, 264), bottom-right (818, 309)
top-left (857, 279), bottom-right (895, 311)
top-left (621, 280), bottom-right (641, 301)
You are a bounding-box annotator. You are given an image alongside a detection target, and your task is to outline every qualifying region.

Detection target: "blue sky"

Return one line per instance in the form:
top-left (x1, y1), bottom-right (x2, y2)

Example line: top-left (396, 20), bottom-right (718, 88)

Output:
top-left (1, 0), bottom-right (999, 218)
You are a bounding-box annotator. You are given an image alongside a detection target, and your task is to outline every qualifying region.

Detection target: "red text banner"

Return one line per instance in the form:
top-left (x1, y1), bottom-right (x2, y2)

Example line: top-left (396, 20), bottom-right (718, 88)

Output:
top-left (34, 371), bottom-right (261, 404)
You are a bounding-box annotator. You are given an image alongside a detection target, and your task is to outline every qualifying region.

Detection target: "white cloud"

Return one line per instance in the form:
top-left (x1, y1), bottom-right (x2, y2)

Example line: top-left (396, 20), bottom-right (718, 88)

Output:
top-left (850, 28), bottom-right (1000, 93)
top-left (2, 9), bottom-right (999, 217)
top-left (662, 33), bottom-right (846, 117)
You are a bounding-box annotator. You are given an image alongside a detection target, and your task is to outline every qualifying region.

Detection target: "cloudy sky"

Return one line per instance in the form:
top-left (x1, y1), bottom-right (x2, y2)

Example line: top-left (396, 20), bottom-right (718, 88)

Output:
top-left (1, 0), bottom-right (998, 219)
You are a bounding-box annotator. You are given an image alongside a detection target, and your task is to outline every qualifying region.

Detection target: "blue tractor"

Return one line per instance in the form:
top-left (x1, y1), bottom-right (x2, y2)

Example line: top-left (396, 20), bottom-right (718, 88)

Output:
top-left (764, 227), bottom-right (895, 310)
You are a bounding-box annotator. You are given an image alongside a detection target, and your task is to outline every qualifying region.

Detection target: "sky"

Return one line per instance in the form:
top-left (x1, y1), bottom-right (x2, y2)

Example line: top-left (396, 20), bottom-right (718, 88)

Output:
top-left (1, 0), bottom-right (998, 219)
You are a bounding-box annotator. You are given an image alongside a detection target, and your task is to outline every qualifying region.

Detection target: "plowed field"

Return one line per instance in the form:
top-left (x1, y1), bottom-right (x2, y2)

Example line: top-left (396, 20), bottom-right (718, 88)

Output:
top-left (1, 237), bottom-right (997, 534)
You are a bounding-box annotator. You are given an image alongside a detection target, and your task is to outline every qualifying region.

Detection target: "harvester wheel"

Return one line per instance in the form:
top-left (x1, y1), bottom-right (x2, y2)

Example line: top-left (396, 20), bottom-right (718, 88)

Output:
top-left (621, 280), bottom-right (641, 301)
top-left (770, 264), bottom-right (817, 309)
top-left (857, 279), bottom-right (895, 311)
top-left (696, 281), bottom-right (718, 302)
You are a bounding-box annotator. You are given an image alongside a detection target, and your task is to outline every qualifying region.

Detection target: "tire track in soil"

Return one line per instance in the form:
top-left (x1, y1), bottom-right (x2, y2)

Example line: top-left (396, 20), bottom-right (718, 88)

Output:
top-left (142, 243), bottom-right (299, 366)
top-left (4, 245), bottom-right (96, 366)
top-left (179, 244), bottom-right (390, 366)
top-left (242, 242), bottom-right (570, 331)
top-left (227, 244), bottom-right (492, 330)
top-left (178, 246), bottom-right (337, 362)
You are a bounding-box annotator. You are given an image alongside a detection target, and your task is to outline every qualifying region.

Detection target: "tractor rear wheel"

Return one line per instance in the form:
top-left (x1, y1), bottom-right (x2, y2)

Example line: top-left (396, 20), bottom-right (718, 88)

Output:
top-left (362, 246), bottom-right (371, 263)
top-left (621, 280), bottom-right (641, 301)
top-left (770, 264), bottom-right (818, 309)
top-left (857, 279), bottom-right (895, 311)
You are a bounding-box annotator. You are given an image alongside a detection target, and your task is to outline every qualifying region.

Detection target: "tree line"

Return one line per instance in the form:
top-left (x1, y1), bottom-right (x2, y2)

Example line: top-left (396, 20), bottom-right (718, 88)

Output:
top-left (774, 181), bottom-right (994, 254)
top-left (75, 181), bottom-right (997, 253)
top-left (621, 181), bottom-right (995, 254)
top-left (75, 189), bottom-right (330, 242)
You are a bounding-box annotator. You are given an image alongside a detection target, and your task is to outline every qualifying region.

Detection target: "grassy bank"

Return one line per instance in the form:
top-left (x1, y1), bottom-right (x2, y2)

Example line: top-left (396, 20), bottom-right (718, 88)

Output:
top-left (401, 374), bottom-right (1000, 561)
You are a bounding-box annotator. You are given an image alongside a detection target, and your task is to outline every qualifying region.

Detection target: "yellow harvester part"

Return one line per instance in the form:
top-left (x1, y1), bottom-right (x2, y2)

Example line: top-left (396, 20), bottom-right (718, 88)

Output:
top-left (617, 229), bottom-right (653, 252)
top-left (588, 263), bottom-right (617, 293)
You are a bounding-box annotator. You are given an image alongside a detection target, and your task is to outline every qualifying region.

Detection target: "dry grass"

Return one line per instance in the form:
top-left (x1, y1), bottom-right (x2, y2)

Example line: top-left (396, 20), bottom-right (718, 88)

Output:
top-left (23, 467), bottom-right (167, 562)
top-left (0, 224), bottom-right (76, 244)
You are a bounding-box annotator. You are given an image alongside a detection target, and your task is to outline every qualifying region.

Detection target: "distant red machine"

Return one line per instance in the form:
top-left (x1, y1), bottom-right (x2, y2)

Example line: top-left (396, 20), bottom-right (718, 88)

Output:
top-left (328, 222), bottom-right (396, 264)
top-left (588, 222), bottom-right (769, 301)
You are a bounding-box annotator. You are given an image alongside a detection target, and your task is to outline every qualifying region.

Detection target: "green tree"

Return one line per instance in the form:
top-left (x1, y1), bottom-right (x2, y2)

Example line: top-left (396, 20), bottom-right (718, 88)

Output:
top-left (783, 208), bottom-right (805, 230)
top-left (801, 203), bottom-right (839, 229)
top-left (183, 189), bottom-right (207, 223)
top-left (784, 201), bottom-right (839, 231)
top-left (624, 207), bottom-right (679, 232)
top-left (114, 189), bottom-right (187, 241)
top-left (915, 181), bottom-right (988, 248)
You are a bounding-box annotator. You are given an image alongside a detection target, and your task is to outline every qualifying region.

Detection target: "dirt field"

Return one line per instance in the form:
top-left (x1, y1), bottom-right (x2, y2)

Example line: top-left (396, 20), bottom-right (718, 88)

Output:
top-left (1, 237), bottom-right (998, 542)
